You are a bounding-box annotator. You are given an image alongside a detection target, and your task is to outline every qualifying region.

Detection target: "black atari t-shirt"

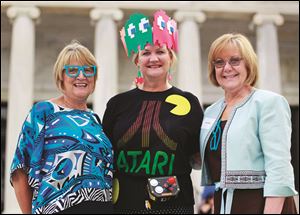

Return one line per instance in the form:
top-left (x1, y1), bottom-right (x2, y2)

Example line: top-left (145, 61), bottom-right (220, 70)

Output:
top-left (103, 87), bottom-right (203, 210)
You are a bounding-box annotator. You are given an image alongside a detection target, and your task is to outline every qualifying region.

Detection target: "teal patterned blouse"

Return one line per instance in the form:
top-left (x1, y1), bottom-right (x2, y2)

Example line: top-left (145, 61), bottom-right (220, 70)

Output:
top-left (10, 101), bottom-right (113, 214)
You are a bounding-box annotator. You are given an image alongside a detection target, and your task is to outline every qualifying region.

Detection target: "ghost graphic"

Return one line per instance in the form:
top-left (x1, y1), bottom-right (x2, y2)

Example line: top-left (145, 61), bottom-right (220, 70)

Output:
top-left (153, 10), bottom-right (178, 51)
top-left (123, 13), bottom-right (153, 57)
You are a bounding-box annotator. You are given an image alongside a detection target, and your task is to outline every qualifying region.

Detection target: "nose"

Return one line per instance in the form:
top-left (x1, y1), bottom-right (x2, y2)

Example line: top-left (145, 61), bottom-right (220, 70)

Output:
top-left (76, 70), bottom-right (86, 79)
top-left (149, 53), bottom-right (159, 62)
top-left (223, 61), bottom-right (232, 71)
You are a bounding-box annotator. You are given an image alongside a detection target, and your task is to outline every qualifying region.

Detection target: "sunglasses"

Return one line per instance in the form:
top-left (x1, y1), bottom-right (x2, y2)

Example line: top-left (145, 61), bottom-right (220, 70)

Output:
top-left (64, 65), bottom-right (97, 78)
top-left (213, 57), bottom-right (243, 68)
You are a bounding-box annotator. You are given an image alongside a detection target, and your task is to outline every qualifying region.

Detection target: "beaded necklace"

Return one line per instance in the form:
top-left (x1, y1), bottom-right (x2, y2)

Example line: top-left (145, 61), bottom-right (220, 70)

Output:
top-left (210, 119), bottom-right (222, 151)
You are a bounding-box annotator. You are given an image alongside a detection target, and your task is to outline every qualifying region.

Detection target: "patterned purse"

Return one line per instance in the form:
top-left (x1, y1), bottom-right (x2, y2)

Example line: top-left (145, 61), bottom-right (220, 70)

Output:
top-left (147, 176), bottom-right (180, 202)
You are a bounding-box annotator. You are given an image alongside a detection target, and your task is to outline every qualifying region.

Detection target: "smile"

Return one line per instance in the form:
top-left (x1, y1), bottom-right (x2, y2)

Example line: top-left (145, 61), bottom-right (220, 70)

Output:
top-left (223, 74), bottom-right (238, 79)
top-left (147, 65), bottom-right (162, 68)
top-left (74, 83), bottom-right (88, 87)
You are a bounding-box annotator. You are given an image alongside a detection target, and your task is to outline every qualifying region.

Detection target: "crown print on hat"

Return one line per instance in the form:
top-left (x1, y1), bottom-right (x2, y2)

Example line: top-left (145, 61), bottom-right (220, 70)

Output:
top-left (120, 10), bottom-right (178, 57)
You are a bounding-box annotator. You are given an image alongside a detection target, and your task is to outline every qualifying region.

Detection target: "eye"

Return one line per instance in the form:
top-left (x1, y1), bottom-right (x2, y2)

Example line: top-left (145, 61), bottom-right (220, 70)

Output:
top-left (69, 67), bottom-right (78, 74)
top-left (157, 15), bottom-right (166, 30)
top-left (230, 58), bottom-right (240, 62)
top-left (139, 18), bottom-right (150, 33)
top-left (214, 59), bottom-right (225, 68)
top-left (215, 59), bottom-right (224, 64)
top-left (167, 20), bottom-right (175, 35)
top-left (157, 50), bottom-right (165, 54)
top-left (142, 51), bottom-right (150, 56)
top-left (127, 23), bottom-right (136, 39)
top-left (84, 68), bottom-right (93, 74)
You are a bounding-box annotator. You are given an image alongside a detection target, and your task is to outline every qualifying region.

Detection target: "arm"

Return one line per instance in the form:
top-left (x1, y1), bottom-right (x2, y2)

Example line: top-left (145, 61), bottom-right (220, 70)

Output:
top-left (259, 95), bottom-right (297, 196)
top-left (258, 95), bottom-right (297, 212)
top-left (190, 152), bottom-right (201, 170)
top-left (10, 102), bottom-right (50, 213)
top-left (102, 98), bottom-right (116, 141)
top-left (264, 197), bottom-right (285, 214)
top-left (189, 94), bottom-right (204, 170)
top-left (11, 169), bottom-right (33, 214)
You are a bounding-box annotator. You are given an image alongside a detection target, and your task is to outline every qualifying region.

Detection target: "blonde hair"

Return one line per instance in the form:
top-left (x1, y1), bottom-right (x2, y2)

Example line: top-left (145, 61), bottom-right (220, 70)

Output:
top-left (53, 40), bottom-right (98, 92)
top-left (208, 33), bottom-right (258, 87)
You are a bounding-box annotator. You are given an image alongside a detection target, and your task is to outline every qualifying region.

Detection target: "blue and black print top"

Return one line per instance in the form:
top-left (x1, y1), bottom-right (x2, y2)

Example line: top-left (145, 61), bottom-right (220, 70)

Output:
top-left (10, 101), bottom-right (113, 214)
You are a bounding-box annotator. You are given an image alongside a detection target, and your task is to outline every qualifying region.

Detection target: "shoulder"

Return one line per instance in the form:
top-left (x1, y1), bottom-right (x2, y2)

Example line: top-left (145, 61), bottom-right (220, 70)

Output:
top-left (252, 88), bottom-right (285, 100)
top-left (204, 98), bottom-right (224, 114)
top-left (23, 101), bottom-right (55, 125)
top-left (251, 89), bottom-right (289, 107)
top-left (31, 101), bottom-right (55, 114)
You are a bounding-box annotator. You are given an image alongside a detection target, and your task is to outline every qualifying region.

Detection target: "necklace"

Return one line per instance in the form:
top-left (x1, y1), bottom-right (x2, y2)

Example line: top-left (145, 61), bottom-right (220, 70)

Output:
top-left (210, 119), bottom-right (222, 151)
top-left (61, 97), bottom-right (87, 111)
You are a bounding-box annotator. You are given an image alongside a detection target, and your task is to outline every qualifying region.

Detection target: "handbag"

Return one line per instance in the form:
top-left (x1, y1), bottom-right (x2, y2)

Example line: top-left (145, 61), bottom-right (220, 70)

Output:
top-left (147, 176), bottom-right (180, 202)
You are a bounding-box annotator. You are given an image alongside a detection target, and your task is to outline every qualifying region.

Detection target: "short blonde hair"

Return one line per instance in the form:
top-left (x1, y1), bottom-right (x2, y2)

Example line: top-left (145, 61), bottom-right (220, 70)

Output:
top-left (53, 40), bottom-right (98, 92)
top-left (208, 33), bottom-right (258, 87)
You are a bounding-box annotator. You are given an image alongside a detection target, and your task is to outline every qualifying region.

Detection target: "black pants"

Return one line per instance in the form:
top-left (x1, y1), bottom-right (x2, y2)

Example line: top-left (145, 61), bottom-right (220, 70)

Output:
top-left (56, 201), bottom-right (113, 214)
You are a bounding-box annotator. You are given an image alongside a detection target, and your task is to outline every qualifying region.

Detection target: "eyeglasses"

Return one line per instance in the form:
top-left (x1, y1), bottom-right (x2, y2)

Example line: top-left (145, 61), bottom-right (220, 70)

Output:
top-left (64, 65), bottom-right (97, 78)
top-left (212, 57), bottom-right (243, 69)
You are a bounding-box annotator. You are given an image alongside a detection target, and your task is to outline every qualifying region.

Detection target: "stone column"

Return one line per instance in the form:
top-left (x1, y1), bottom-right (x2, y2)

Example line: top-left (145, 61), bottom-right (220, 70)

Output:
top-left (4, 6), bottom-right (40, 213)
top-left (174, 11), bottom-right (206, 102)
top-left (174, 12), bottom-right (206, 212)
top-left (90, 8), bottom-right (123, 119)
top-left (253, 13), bottom-right (284, 94)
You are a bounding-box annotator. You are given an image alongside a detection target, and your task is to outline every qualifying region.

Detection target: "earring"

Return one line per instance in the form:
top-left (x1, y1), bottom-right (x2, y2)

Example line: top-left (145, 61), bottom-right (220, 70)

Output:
top-left (168, 69), bottom-right (172, 81)
top-left (135, 67), bottom-right (144, 84)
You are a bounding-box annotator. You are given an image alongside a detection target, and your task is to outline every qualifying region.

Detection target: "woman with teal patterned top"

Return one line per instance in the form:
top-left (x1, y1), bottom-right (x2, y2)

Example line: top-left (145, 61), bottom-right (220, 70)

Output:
top-left (10, 40), bottom-right (113, 214)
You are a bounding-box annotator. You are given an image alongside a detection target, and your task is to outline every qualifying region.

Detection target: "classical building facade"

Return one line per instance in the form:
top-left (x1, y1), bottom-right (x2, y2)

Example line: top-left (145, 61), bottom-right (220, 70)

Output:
top-left (1, 1), bottom-right (299, 213)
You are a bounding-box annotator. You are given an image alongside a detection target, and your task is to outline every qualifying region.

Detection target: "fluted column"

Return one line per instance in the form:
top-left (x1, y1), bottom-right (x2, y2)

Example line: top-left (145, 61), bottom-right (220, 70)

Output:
top-left (4, 6), bottom-right (40, 213)
top-left (253, 13), bottom-right (284, 94)
top-left (174, 10), bottom-right (206, 102)
top-left (90, 8), bottom-right (123, 119)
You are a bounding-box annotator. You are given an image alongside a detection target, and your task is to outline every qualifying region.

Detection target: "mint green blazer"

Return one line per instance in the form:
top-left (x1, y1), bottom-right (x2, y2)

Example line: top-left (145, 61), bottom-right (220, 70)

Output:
top-left (200, 88), bottom-right (298, 197)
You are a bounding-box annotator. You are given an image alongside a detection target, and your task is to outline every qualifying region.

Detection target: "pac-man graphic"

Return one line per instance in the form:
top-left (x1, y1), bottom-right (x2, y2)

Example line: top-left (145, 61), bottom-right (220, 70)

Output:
top-left (165, 95), bottom-right (191, 116)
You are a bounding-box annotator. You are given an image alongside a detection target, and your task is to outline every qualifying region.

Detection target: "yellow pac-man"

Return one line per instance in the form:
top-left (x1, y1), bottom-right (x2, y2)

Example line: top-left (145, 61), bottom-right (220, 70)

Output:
top-left (165, 94), bottom-right (191, 116)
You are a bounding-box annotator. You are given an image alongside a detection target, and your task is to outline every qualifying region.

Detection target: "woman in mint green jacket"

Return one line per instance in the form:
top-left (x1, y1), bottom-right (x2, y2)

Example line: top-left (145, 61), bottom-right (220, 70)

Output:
top-left (200, 33), bottom-right (298, 214)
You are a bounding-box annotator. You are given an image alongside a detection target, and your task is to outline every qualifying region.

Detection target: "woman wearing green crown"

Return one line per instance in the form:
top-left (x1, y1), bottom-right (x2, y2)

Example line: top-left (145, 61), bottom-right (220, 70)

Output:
top-left (102, 10), bottom-right (204, 214)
